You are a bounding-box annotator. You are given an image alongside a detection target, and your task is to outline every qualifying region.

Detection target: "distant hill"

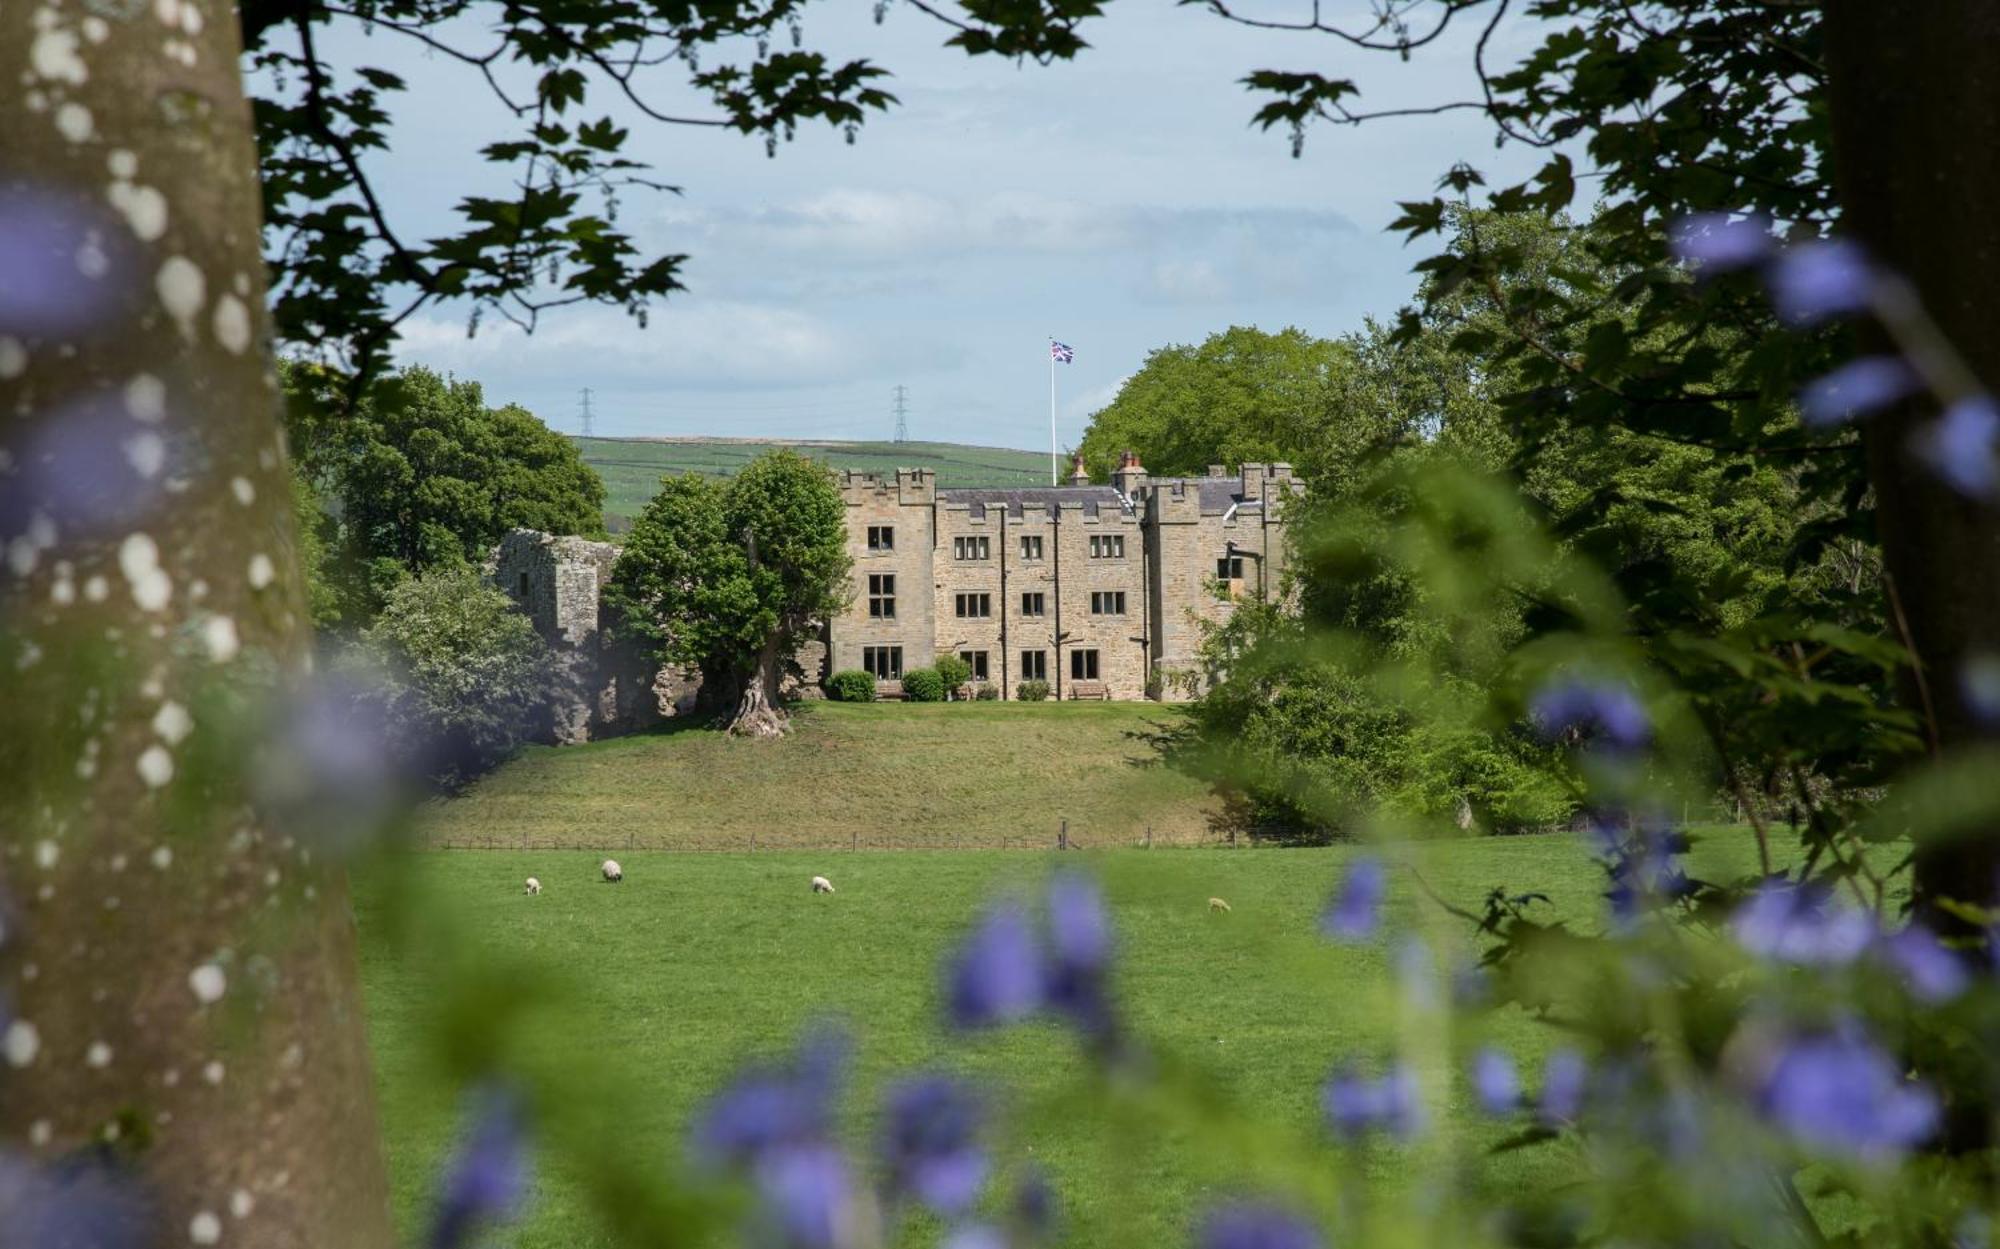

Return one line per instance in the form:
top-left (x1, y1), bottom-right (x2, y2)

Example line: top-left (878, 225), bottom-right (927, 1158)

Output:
top-left (576, 436), bottom-right (1054, 529)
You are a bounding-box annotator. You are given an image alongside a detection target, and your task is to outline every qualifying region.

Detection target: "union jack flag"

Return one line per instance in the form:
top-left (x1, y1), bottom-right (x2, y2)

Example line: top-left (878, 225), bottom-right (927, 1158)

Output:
top-left (1050, 341), bottom-right (1074, 363)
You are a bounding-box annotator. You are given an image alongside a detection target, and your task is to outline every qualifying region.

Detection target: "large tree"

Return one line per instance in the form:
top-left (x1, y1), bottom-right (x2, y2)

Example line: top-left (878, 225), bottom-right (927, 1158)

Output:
top-left (1, 4), bottom-right (394, 1243)
top-left (606, 450), bottom-right (849, 737)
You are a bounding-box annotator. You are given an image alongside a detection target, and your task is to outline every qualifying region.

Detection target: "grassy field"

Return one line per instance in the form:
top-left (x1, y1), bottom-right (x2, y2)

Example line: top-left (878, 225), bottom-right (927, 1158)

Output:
top-left (356, 831), bottom-right (1770, 1248)
top-left (579, 436), bottom-right (1051, 525)
top-left (416, 702), bottom-right (1220, 851)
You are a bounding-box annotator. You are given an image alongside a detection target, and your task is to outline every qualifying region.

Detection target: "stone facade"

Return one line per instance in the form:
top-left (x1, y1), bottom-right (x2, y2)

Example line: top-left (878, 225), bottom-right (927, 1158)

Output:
top-left (828, 454), bottom-right (1301, 700)
top-left (490, 454), bottom-right (1301, 731)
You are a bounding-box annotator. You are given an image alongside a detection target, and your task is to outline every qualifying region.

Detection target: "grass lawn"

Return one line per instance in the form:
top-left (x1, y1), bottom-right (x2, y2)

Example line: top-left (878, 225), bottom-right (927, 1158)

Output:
top-left (416, 702), bottom-right (1220, 851)
top-left (579, 437), bottom-right (1050, 525)
top-left (356, 829), bottom-right (1771, 1247)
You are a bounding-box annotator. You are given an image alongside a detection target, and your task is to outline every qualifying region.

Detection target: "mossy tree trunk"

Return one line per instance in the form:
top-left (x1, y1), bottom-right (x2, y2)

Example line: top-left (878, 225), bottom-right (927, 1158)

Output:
top-left (0, 1), bottom-right (394, 1243)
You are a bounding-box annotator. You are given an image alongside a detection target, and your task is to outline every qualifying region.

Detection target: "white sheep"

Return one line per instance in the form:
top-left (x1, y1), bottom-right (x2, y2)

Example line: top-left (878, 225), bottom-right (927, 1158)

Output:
top-left (811, 875), bottom-right (835, 894)
top-left (1208, 897), bottom-right (1231, 913)
top-left (601, 859), bottom-right (623, 883)
top-left (524, 877), bottom-right (542, 895)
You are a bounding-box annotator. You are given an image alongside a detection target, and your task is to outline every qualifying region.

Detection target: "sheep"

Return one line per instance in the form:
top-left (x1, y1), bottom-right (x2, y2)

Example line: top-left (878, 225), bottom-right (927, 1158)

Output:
top-left (601, 859), bottom-right (623, 883)
top-left (811, 875), bottom-right (835, 894)
top-left (1208, 897), bottom-right (1231, 913)
top-left (524, 877), bottom-right (542, 896)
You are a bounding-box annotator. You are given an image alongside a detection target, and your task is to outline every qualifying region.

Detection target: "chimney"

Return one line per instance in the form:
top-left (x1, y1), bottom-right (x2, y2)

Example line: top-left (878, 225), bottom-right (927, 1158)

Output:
top-left (1067, 452), bottom-right (1091, 486)
top-left (1111, 448), bottom-right (1148, 498)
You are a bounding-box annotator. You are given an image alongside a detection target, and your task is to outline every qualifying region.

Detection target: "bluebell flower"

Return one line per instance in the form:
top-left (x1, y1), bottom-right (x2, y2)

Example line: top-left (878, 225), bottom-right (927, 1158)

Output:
top-left (1732, 882), bottom-right (1874, 966)
top-left (1798, 356), bottom-right (1919, 429)
top-left (880, 1075), bottom-right (988, 1216)
top-left (1766, 238), bottom-right (1878, 326)
top-left (1963, 654), bottom-right (2000, 726)
top-left (1319, 857), bottom-right (1386, 942)
top-left (1668, 213), bottom-right (1774, 274)
top-left (1471, 1048), bottom-right (1520, 1115)
top-left (1014, 1167), bottom-right (1057, 1236)
top-left (1529, 679), bottom-right (1650, 751)
top-left (946, 905), bottom-right (1045, 1030)
top-left (754, 1143), bottom-right (862, 1249)
top-left (0, 1148), bottom-right (153, 1249)
top-left (1879, 925), bottom-right (1969, 1003)
top-left (1538, 1050), bottom-right (1588, 1124)
top-left (1043, 873), bottom-right (1114, 1036)
top-left (1757, 1022), bottom-right (1937, 1163)
top-left (694, 1028), bottom-right (847, 1169)
top-left (1320, 1062), bottom-right (1423, 1141)
top-left (1197, 1201), bottom-right (1326, 1249)
top-left (431, 1085), bottom-right (531, 1249)
top-left (1914, 395), bottom-right (2000, 499)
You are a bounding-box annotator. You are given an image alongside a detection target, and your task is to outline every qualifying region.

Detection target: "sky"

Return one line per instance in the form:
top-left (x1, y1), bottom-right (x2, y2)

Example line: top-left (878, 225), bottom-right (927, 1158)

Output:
top-left (324, 3), bottom-right (1549, 452)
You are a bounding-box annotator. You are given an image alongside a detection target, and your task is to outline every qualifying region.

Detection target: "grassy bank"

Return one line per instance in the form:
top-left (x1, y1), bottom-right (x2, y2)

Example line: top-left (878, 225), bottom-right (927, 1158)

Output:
top-left (417, 702), bottom-right (1221, 850)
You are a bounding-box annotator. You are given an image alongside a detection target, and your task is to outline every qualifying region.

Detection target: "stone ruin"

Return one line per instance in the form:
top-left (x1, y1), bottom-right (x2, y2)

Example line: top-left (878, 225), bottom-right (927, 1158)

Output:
top-left (489, 528), bottom-right (827, 744)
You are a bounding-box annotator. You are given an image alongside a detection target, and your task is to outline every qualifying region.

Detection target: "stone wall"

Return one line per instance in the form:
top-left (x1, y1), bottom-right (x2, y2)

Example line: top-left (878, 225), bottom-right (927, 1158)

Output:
top-left (829, 468), bottom-right (937, 680)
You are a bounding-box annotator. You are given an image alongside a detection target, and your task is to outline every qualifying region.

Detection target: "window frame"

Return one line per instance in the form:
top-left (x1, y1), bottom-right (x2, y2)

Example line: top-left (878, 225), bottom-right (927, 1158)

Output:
top-left (867, 573), bottom-right (896, 619)
top-left (867, 525), bottom-right (895, 552)
top-left (1020, 591), bottom-right (1046, 617)
top-left (954, 592), bottom-right (992, 619)
top-left (1070, 649), bottom-right (1100, 680)
top-left (1216, 554), bottom-right (1245, 581)
top-left (862, 645), bottom-right (903, 680)
top-left (1089, 534), bottom-right (1125, 559)
top-left (1020, 650), bottom-right (1048, 681)
top-left (958, 650), bottom-right (990, 680)
top-left (1019, 534), bottom-right (1044, 561)
top-left (953, 535), bottom-right (991, 561)
top-left (1089, 591), bottom-right (1126, 616)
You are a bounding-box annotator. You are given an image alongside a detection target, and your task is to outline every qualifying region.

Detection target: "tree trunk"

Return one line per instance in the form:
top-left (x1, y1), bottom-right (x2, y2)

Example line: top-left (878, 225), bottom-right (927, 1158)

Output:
top-left (0, 4), bottom-right (394, 1244)
top-left (1823, 2), bottom-right (2000, 933)
top-left (728, 639), bottom-right (789, 738)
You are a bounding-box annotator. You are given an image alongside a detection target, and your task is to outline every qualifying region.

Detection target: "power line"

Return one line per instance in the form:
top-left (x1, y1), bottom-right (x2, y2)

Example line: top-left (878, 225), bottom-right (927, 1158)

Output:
top-left (892, 384), bottom-right (909, 443)
top-left (578, 387), bottom-right (595, 439)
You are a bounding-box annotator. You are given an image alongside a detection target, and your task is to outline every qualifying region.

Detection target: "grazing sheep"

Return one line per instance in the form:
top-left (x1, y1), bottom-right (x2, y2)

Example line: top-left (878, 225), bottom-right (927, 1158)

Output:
top-left (811, 875), bottom-right (835, 894)
top-left (524, 877), bottom-right (542, 895)
top-left (1208, 897), bottom-right (1231, 913)
top-left (601, 859), bottom-right (623, 883)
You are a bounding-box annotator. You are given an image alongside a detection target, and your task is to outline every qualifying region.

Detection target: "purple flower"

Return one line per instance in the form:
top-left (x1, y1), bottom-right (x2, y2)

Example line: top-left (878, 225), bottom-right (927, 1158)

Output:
top-left (1198, 1202), bottom-right (1326, 1249)
top-left (880, 1076), bottom-right (988, 1215)
top-left (1914, 395), bottom-right (2000, 499)
top-left (1529, 679), bottom-right (1650, 751)
top-left (1798, 356), bottom-right (1919, 429)
top-left (1014, 1167), bottom-right (1057, 1235)
top-left (1320, 1062), bottom-right (1423, 1141)
top-left (1880, 925), bottom-right (1969, 1003)
top-left (1319, 858), bottom-right (1386, 942)
top-left (943, 1224), bottom-right (1008, 1249)
top-left (1732, 882), bottom-right (1874, 966)
top-left (0, 1149), bottom-right (153, 1249)
top-left (1669, 213), bottom-right (1774, 274)
top-left (1757, 1023), bottom-right (1937, 1163)
top-left (946, 905), bottom-right (1045, 1029)
top-left (1538, 1050), bottom-right (1588, 1124)
top-left (431, 1085), bottom-right (531, 1249)
top-left (754, 1143), bottom-right (861, 1249)
top-left (694, 1028), bottom-right (847, 1168)
top-left (1471, 1048), bottom-right (1520, 1116)
top-left (1766, 238), bottom-right (1878, 326)
top-left (1043, 873), bottom-right (1114, 1036)
top-left (0, 187), bottom-right (133, 335)
top-left (1964, 654), bottom-right (2000, 726)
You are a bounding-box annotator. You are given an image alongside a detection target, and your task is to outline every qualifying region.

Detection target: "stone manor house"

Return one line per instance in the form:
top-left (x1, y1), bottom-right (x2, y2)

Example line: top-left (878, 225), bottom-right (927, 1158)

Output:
top-left (492, 454), bottom-right (1301, 739)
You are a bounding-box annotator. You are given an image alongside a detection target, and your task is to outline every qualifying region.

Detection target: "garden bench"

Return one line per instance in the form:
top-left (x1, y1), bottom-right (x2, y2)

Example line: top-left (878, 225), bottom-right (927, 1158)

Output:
top-left (875, 680), bottom-right (905, 701)
top-left (1068, 680), bottom-right (1110, 701)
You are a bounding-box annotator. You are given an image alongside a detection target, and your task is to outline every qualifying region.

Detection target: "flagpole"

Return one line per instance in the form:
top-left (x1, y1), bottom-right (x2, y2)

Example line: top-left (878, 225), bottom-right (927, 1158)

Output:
top-left (1048, 338), bottom-right (1057, 486)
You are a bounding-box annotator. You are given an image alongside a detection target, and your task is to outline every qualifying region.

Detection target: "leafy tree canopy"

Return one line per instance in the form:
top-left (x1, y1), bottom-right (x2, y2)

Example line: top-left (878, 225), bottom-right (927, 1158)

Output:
top-left (606, 449), bottom-right (849, 736)
top-left (282, 361), bottom-right (606, 625)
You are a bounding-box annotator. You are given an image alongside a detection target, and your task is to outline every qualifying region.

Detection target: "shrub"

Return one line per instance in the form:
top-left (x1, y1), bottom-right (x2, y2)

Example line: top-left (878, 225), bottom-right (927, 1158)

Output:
top-left (975, 683), bottom-right (1000, 701)
top-left (902, 667), bottom-right (947, 702)
top-left (1017, 679), bottom-right (1050, 702)
top-left (351, 567), bottom-right (555, 786)
top-left (934, 654), bottom-right (973, 697)
top-left (825, 669), bottom-right (877, 703)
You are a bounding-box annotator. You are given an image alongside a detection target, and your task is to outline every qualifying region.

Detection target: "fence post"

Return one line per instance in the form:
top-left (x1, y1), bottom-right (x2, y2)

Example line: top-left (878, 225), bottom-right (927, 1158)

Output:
top-left (751, 830), bottom-right (757, 852)
top-left (1059, 820), bottom-right (1068, 852)
top-left (852, 829), bottom-right (858, 853)
top-left (1145, 826), bottom-right (1152, 850)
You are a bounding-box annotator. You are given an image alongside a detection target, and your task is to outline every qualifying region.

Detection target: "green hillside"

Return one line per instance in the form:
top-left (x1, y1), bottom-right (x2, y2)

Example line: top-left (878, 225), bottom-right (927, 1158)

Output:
top-left (576, 436), bottom-right (1052, 527)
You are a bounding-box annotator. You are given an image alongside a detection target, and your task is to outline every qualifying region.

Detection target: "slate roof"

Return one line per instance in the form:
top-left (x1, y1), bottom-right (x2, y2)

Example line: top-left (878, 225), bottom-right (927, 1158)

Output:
top-left (936, 475), bottom-right (1267, 518)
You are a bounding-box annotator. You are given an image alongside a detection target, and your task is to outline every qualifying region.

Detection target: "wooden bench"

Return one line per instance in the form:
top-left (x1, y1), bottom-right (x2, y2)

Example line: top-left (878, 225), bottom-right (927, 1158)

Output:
top-left (875, 680), bottom-right (905, 701)
top-left (1068, 680), bottom-right (1110, 701)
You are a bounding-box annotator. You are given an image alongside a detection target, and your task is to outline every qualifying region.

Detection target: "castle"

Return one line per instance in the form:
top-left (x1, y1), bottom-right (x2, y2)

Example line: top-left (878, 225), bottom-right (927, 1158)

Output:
top-left (492, 453), bottom-right (1300, 739)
